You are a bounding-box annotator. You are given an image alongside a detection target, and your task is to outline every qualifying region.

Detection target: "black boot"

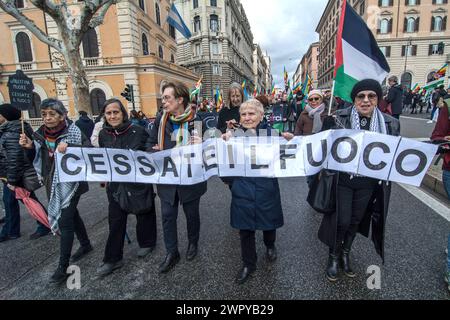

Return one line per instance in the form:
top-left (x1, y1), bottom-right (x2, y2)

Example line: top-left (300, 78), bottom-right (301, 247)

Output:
top-left (326, 253), bottom-right (339, 282)
top-left (50, 265), bottom-right (69, 284)
top-left (341, 234), bottom-right (356, 278)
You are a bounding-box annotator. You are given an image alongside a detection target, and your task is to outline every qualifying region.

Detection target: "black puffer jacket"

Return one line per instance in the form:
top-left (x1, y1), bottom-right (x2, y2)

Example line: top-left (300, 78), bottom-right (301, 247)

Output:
top-left (0, 120), bottom-right (34, 186)
top-left (386, 84), bottom-right (403, 115)
top-left (99, 121), bottom-right (152, 194)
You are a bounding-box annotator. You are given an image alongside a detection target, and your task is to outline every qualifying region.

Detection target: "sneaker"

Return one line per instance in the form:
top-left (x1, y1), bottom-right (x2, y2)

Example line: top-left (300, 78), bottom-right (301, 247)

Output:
top-left (426, 120), bottom-right (433, 124)
top-left (137, 246), bottom-right (154, 258)
top-left (96, 261), bottom-right (124, 277)
top-left (71, 244), bottom-right (93, 263)
top-left (29, 230), bottom-right (50, 240)
top-left (49, 266), bottom-right (69, 284)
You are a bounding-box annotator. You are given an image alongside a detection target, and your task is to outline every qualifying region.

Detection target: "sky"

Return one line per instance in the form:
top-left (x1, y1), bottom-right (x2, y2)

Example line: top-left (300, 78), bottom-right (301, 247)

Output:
top-left (240, 0), bottom-right (328, 88)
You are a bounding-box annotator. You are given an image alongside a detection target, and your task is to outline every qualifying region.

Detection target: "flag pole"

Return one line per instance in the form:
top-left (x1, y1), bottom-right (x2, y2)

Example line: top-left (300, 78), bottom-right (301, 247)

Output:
top-left (328, 80), bottom-right (336, 116)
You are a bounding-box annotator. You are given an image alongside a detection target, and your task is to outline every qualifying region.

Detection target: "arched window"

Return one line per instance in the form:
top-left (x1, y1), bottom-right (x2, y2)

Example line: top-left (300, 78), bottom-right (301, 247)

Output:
top-left (16, 32), bottom-right (33, 62)
top-left (90, 89), bottom-right (106, 115)
top-left (142, 34), bottom-right (149, 55)
top-left (158, 45), bottom-right (164, 59)
top-left (155, 3), bottom-right (161, 26)
top-left (139, 0), bottom-right (145, 11)
top-left (401, 72), bottom-right (412, 89)
top-left (434, 16), bottom-right (443, 32)
top-left (427, 71), bottom-right (436, 83)
top-left (407, 18), bottom-right (416, 32)
top-left (82, 28), bottom-right (99, 58)
top-left (29, 92), bottom-right (41, 118)
top-left (380, 19), bottom-right (389, 34)
top-left (210, 14), bottom-right (219, 32)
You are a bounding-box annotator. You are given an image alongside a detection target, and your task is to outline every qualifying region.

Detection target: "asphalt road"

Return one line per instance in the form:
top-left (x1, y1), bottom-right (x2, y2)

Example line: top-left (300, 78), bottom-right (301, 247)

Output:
top-left (0, 176), bottom-right (449, 300)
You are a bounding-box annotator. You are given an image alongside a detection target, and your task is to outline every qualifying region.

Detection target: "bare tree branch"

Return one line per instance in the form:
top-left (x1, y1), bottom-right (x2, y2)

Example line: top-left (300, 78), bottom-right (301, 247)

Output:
top-left (89, 0), bottom-right (117, 29)
top-left (0, 0), bottom-right (63, 51)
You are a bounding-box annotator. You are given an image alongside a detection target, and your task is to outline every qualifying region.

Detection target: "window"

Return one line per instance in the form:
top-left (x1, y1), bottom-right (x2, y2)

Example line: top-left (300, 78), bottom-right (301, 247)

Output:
top-left (380, 19), bottom-right (389, 34)
top-left (210, 15), bottom-right (219, 32)
top-left (213, 64), bottom-right (221, 75)
top-left (90, 89), bottom-right (106, 116)
top-left (211, 41), bottom-right (219, 55)
top-left (210, 0), bottom-right (217, 6)
top-left (429, 44), bottom-right (439, 55)
top-left (407, 0), bottom-right (417, 5)
top-left (193, 0), bottom-right (198, 9)
top-left (155, 3), bottom-right (161, 26)
top-left (402, 44), bottom-right (417, 56)
top-left (29, 93), bottom-right (41, 118)
top-left (139, 0), bottom-right (145, 11)
top-left (15, 32), bottom-right (33, 62)
top-left (434, 0), bottom-right (446, 4)
top-left (401, 72), bottom-right (412, 90)
top-left (158, 45), bottom-right (164, 59)
top-left (14, 0), bottom-right (24, 8)
top-left (169, 25), bottom-right (176, 39)
top-left (194, 16), bottom-right (201, 32)
top-left (380, 0), bottom-right (391, 6)
top-left (432, 16), bottom-right (444, 31)
top-left (380, 46), bottom-right (391, 57)
top-left (82, 28), bottom-right (99, 58)
top-left (142, 34), bottom-right (149, 55)
top-left (195, 43), bottom-right (201, 56)
top-left (406, 17), bottom-right (417, 32)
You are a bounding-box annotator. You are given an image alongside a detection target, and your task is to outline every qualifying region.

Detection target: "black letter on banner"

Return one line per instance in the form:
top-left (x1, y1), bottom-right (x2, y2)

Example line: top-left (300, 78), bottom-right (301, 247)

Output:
top-left (87, 154), bottom-right (107, 174)
top-left (279, 144), bottom-right (297, 170)
top-left (306, 140), bottom-right (328, 167)
top-left (203, 145), bottom-right (217, 171)
top-left (331, 137), bottom-right (358, 164)
top-left (162, 156), bottom-right (179, 177)
top-left (112, 154), bottom-right (131, 175)
top-left (227, 144), bottom-right (235, 169)
top-left (137, 156), bottom-right (156, 176)
top-left (184, 153), bottom-right (195, 178)
top-left (61, 154), bottom-right (82, 176)
top-left (251, 145), bottom-right (269, 170)
top-left (395, 149), bottom-right (427, 177)
top-left (363, 142), bottom-right (389, 170)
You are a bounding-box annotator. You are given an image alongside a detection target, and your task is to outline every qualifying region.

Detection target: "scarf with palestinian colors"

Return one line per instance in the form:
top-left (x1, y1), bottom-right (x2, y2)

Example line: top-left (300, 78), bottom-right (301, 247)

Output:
top-left (158, 106), bottom-right (195, 149)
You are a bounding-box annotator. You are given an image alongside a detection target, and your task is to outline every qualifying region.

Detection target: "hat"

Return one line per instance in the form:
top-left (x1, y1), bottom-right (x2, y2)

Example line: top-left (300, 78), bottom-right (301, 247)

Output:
top-left (308, 89), bottom-right (323, 99)
top-left (0, 103), bottom-right (21, 121)
top-left (351, 79), bottom-right (383, 102)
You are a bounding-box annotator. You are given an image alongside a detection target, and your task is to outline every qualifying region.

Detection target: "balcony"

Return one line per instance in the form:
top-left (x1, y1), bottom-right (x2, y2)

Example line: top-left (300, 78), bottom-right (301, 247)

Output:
top-left (19, 63), bottom-right (33, 71)
top-left (83, 57), bottom-right (103, 67)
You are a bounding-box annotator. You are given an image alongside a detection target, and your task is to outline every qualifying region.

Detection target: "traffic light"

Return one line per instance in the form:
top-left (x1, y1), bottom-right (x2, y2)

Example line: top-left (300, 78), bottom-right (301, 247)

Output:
top-left (438, 42), bottom-right (445, 55)
top-left (121, 84), bottom-right (134, 102)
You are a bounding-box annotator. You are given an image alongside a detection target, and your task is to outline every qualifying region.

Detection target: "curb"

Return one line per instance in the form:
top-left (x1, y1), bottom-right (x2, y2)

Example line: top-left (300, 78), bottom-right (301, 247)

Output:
top-left (422, 171), bottom-right (447, 200)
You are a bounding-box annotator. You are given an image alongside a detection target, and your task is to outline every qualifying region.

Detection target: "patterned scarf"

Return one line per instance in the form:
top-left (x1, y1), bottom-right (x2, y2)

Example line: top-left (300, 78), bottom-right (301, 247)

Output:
top-left (158, 106), bottom-right (195, 149)
top-left (43, 121), bottom-right (67, 158)
top-left (305, 103), bottom-right (326, 134)
top-left (350, 106), bottom-right (387, 135)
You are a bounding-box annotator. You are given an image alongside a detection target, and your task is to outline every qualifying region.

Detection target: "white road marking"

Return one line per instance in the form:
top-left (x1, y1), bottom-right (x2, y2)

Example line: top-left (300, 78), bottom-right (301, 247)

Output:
top-left (398, 183), bottom-right (450, 222)
top-left (400, 116), bottom-right (433, 122)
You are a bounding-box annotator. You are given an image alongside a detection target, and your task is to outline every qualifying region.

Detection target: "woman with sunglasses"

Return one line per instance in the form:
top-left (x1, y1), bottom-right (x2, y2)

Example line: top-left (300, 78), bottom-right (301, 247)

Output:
top-left (294, 89), bottom-right (327, 136)
top-left (317, 79), bottom-right (400, 282)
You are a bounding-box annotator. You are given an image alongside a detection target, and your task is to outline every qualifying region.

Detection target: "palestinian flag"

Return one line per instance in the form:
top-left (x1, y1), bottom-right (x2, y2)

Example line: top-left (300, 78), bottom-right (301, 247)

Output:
top-left (333, 0), bottom-right (390, 102)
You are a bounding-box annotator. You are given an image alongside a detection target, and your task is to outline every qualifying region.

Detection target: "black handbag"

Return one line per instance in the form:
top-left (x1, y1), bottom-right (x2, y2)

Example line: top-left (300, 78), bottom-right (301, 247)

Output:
top-left (112, 183), bottom-right (155, 215)
top-left (22, 167), bottom-right (43, 192)
top-left (307, 169), bottom-right (337, 214)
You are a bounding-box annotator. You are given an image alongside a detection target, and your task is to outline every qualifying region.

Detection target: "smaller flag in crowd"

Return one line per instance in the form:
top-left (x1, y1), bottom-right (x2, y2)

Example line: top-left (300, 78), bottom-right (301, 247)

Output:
top-left (216, 87), bottom-right (222, 110)
top-left (284, 67), bottom-right (289, 87)
top-left (190, 75), bottom-right (203, 101)
top-left (411, 83), bottom-right (421, 93)
top-left (271, 83), bottom-right (276, 96)
top-left (292, 82), bottom-right (302, 94)
top-left (434, 63), bottom-right (448, 80)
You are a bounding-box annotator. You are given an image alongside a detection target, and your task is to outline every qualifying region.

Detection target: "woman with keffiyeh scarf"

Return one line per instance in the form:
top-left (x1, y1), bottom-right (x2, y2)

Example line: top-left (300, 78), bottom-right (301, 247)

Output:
top-left (19, 98), bottom-right (92, 284)
top-left (148, 81), bottom-right (207, 274)
top-left (316, 80), bottom-right (400, 282)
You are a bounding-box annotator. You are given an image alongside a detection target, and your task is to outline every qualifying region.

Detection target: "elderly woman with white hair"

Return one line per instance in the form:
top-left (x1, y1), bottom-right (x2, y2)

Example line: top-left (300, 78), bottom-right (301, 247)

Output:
top-left (222, 99), bottom-right (290, 284)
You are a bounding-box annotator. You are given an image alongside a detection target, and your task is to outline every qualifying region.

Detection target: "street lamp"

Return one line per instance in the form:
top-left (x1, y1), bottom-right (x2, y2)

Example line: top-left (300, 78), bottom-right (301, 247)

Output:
top-left (403, 38), bottom-right (412, 73)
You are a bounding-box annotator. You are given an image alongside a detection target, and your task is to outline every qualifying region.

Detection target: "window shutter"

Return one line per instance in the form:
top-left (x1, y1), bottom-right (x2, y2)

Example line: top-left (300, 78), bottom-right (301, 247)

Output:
top-left (404, 17), bottom-right (408, 32)
top-left (417, 0), bottom-right (420, 5)
top-left (443, 16), bottom-right (447, 31)
top-left (401, 45), bottom-right (406, 56)
top-left (405, 0), bottom-right (408, 5)
top-left (432, 0), bottom-right (436, 4)
top-left (415, 17), bottom-right (420, 31)
top-left (378, 0), bottom-right (382, 5)
top-left (429, 44), bottom-right (433, 55)
top-left (389, 0), bottom-right (393, 5)
top-left (386, 46), bottom-right (391, 57)
top-left (412, 45), bottom-right (417, 56)
top-left (388, 19), bottom-right (393, 33)
top-left (431, 16), bottom-right (435, 31)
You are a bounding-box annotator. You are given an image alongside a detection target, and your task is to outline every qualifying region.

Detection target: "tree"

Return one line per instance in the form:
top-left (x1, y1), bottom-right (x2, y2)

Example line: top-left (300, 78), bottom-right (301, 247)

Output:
top-left (0, 0), bottom-right (118, 115)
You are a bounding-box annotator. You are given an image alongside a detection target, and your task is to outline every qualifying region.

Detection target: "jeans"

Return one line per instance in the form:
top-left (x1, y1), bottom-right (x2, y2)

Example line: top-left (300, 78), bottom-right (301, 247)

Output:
top-left (160, 195), bottom-right (200, 255)
top-left (0, 183), bottom-right (20, 238)
top-left (443, 170), bottom-right (450, 200)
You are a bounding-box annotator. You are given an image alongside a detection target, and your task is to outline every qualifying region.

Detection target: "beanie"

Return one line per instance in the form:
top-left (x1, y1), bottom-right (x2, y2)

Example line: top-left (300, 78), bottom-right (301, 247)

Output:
top-left (351, 79), bottom-right (383, 102)
top-left (0, 103), bottom-right (21, 121)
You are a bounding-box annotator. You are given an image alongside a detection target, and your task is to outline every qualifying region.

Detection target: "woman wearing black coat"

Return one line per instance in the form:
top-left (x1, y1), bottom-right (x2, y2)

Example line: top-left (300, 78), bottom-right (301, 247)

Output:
top-left (216, 82), bottom-right (244, 134)
top-left (96, 98), bottom-right (157, 277)
top-left (148, 82), bottom-right (207, 274)
top-left (222, 99), bottom-right (290, 284)
top-left (318, 79), bottom-right (400, 282)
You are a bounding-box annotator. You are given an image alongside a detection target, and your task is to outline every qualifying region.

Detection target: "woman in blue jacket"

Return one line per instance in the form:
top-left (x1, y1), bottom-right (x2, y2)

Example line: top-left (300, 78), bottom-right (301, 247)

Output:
top-left (222, 99), bottom-right (288, 284)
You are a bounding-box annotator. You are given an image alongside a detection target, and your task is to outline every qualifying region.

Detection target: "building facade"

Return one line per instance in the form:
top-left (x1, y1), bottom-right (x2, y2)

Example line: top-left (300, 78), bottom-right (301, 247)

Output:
top-left (300, 42), bottom-right (320, 89)
top-left (263, 53), bottom-right (273, 91)
top-left (316, 0), bottom-right (450, 90)
top-left (174, 0), bottom-right (266, 102)
top-left (0, 0), bottom-right (198, 122)
top-left (252, 44), bottom-right (270, 93)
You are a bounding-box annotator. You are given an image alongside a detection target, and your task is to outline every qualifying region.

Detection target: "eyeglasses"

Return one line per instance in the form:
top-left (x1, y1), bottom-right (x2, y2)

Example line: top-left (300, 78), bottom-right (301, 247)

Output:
top-left (355, 93), bottom-right (378, 101)
top-left (308, 97), bottom-right (321, 102)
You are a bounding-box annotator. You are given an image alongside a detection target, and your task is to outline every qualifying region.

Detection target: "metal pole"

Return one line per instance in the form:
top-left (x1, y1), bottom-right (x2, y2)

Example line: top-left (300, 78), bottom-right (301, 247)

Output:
top-left (328, 80), bottom-right (336, 116)
top-left (131, 84), bottom-right (136, 111)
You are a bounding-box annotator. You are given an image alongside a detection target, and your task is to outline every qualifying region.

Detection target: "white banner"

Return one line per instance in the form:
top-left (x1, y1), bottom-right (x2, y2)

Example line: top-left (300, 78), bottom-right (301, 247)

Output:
top-left (56, 130), bottom-right (438, 187)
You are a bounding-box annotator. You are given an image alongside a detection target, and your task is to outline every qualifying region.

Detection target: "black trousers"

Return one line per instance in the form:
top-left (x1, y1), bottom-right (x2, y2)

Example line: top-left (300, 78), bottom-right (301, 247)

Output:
top-left (333, 176), bottom-right (377, 254)
top-left (239, 229), bottom-right (276, 269)
top-left (103, 191), bottom-right (157, 263)
top-left (58, 194), bottom-right (90, 268)
top-left (160, 195), bottom-right (200, 255)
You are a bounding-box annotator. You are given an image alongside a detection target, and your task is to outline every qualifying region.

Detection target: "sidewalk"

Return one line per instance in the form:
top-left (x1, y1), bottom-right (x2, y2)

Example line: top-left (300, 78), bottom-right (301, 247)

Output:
top-left (422, 156), bottom-right (449, 202)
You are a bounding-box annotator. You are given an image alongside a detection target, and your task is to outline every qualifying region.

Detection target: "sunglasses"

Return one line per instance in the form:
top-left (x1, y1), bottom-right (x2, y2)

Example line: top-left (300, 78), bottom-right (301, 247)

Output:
top-left (356, 93), bottom-right (378, 101)
top-left (308, 97), bottom-right (321, 102)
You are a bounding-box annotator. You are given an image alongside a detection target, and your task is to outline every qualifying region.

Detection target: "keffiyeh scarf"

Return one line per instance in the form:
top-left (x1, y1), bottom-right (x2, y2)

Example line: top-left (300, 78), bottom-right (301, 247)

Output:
top-left (350, 106), bottom-right (387, 135)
